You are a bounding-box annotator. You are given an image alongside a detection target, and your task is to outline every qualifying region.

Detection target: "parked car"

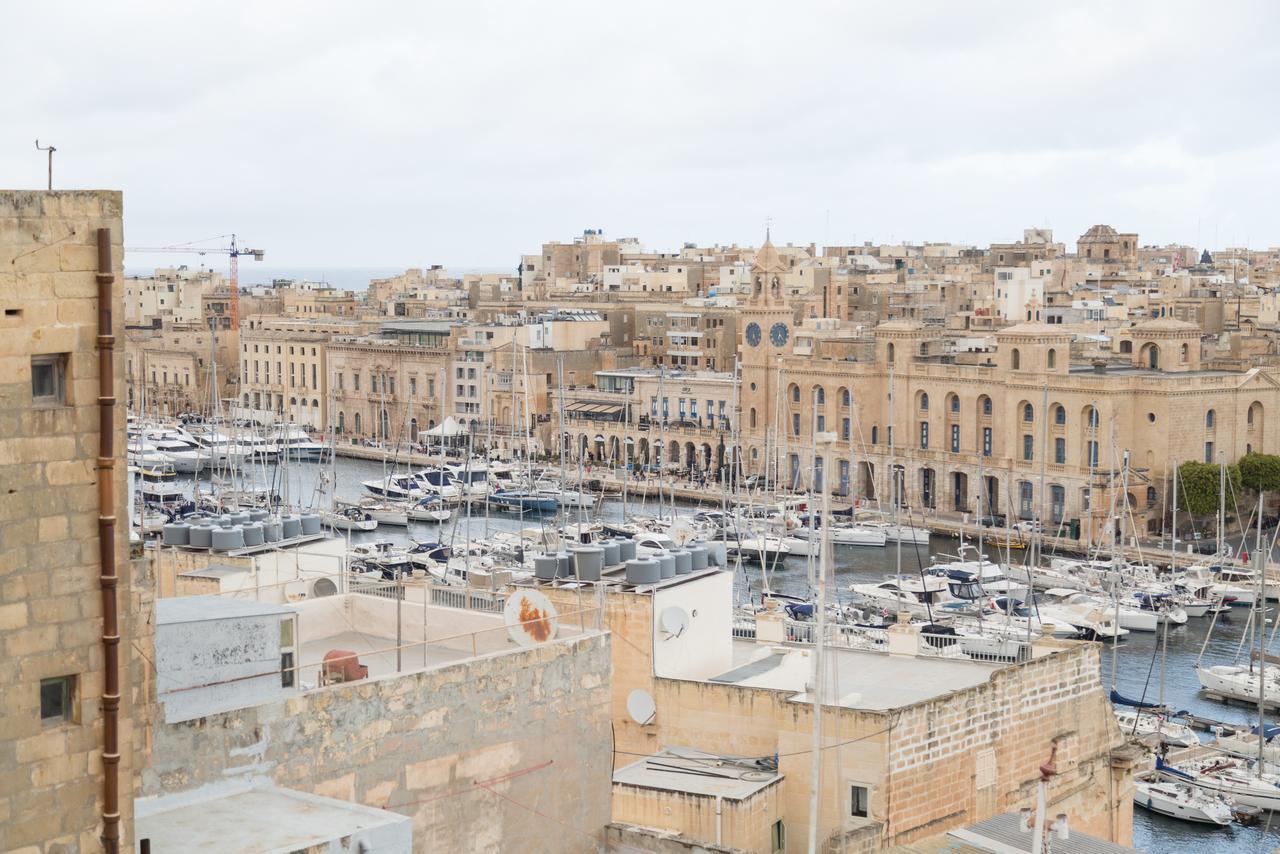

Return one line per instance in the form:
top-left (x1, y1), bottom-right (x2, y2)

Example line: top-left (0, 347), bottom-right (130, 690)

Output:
top-left (1012, 519), bottom-right (1041, 534)
top-left (977, 514), bottom-right (1007, 528)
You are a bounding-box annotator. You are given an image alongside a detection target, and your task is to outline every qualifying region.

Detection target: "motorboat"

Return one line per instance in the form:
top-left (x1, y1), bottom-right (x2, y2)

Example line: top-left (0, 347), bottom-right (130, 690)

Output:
top-left (347, 540), bottom-right (414, 578)
top-left (407, 496), bottom-right (453, 523)
top-left (413, 469), bottom-right (463, 501)
top-left (1113, 708), bottom-right (1198, 747)
top-left (979, 596), bottom-right (1069, 637)
top-left (1214, 726), bottom-right (1280, 764)
top-left (850, 575), bottom-right (955, 620)
top-left (531, 479), bottom-right (597, 509)
top-left (1133, 774), bottom-right (1234, 825)
top-left (406, 540), bottom-right (452, 569)
top-left (362, 472), bottom-right (426, 500)
top-left (268, 425), bottom-right (329, 461)
top-left (730, 535), bottom-right (791, 564)
top-left (323, 506), bottom-right (377, 532)
top-left (1033, 589), bottom-right (1127, 639)
top-left (444, 461), bottom-right (494, 497)
top-left (489, 490), bottom-right (557, 515)
top-left (793, 524), bottom-right (886, 548)
top-left (858, 518), bottom-right (930, 545)
top-left (1131, 590), bottom-right (1189, 626)
top-left (346, 499), bottom-right (409, 527)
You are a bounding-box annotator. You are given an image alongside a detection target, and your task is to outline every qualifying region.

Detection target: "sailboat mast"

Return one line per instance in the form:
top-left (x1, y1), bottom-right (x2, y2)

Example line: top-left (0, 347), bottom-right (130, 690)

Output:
top-left (1256, 493), bottom-right (1267, 774)
top-left (807, 432), bottom-right (833, 854)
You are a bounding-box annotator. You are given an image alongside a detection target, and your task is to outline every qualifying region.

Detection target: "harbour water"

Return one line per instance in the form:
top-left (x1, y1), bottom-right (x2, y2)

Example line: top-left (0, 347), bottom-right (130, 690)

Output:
top-left (159, 455), bottom-right (1280, 852)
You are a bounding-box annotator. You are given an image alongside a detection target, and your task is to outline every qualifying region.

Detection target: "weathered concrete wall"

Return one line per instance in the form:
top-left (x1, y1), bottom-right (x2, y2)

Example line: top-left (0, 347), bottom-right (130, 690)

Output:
top-left (142, 632), bottom-right (613, 852)
top-left (0, 190), bottom-right (152, 852)
top-left (612, 781), bottom-right (783, 852)
top-left (155, 611), bottom-right (284, 724)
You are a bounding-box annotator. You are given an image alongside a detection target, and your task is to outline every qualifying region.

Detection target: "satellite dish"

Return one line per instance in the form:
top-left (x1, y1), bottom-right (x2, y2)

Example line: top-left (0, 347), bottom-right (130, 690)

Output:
top-left (311, 577), bottom-right (337, 597)
top-left (626, 689), bottom-right (657, 726)
top-left (660, 606), bottom-right (689, 638)
top-left (503, 588), bottom-right (559, 647)
top-left (740, 770), bottom-right (774, 782)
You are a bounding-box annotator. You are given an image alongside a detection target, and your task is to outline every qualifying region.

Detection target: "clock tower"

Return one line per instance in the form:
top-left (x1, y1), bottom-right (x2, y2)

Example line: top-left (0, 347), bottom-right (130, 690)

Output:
top-left (739, 232), bottom-right (796, 475)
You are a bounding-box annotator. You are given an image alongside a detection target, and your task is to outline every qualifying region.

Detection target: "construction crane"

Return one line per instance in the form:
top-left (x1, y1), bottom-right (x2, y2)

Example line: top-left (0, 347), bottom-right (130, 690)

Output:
top-left (125, 234), bottom-right (264, 329)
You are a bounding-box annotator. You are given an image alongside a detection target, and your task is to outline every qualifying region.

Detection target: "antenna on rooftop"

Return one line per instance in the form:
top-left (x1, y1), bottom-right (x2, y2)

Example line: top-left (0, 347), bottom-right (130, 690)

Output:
top-left (35, 139), bottom-right (55, 190)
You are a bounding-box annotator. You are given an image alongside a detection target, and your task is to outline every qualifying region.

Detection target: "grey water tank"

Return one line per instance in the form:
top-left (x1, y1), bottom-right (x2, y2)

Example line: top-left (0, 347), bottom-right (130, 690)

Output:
top-left (230, 512), bottom-right (251, 526)
top-left (249, 508), bottom-right (270, 522)
top-left (571, 546), bottom-right (605, 581)
top-left (241, 522), bottom-right (264, 547)
top-left (161, 522), bottom-right (190, 546)
top-left (687, 543), bottom-right (709, 570)
top-left (601, 540), bottom-right (621, 566)
top-left (300, 513), bottom-right (322, 536)
top-left (281, 515), bottom-right (303, 539)
top-left (625, 558), bottom-right (661, 585)
top-left (533, 554), bottom-right (559, 581)
top-left (672, 549), bottom-right (693, 575)
top-left (616, 538), bottom-right (637, 563)
top-left (211, 526), bottom-right (245, 552)
top-left (555, 551), bottom-right (573, 578)
top-left (656, 552), bottom-right (676, 579)
top-left (218, 514), bottom-right (234, 528)
top-left (262, 520), bottom-right (283, 543)
top-left (188, 524), bottom-right (214, 549)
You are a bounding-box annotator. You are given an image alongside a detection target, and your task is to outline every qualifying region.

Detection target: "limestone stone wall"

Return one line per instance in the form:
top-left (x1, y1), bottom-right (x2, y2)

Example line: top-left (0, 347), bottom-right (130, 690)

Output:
top-left (141, 632), bottom-right (613, 852)
top-left (0, 190), bottom-right (151, 853)
top-left (612, 781), bottom-right (783, 852)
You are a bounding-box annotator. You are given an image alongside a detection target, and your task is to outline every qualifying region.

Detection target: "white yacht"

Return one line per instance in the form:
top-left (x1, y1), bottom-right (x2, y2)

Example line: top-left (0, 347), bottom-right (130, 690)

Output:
top-left (323, 506), bottom-right (378, 532)
top-left (1196, 663), bottom-right (1280, 708)
top-left (1034, 589), bottom-right (1127, 639)
top-left (269, 425), bottom-right (329, 461)
top-left (1133, 774), bottom-right (1234, 825)
top-left (1113, 708), bottom-right (1198, 747)
top-left (1158, 755), bottom-right (1280, 811)
top-left (850, 575), bottom-right (955, 620)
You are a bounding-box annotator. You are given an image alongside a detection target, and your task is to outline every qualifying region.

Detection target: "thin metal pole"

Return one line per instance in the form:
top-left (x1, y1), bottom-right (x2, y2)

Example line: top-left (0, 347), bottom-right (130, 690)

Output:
top-left (36, 139), bottom-right (55, 190)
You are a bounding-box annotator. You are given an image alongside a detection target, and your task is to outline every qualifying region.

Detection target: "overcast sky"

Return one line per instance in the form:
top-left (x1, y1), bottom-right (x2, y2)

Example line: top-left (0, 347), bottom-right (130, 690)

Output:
top-left (5, 1), bottom-right (1280, 270)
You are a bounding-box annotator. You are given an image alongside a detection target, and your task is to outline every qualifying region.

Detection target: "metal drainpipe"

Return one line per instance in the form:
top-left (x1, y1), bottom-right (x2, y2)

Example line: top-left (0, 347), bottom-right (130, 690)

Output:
top-left (96, 226), bottom-right (122, 853)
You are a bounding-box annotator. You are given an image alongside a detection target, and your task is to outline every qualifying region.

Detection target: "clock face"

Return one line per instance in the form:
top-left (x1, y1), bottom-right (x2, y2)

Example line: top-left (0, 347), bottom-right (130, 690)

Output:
top-left (770, 322), bottom-right (789, 347)
top-left (745, 322), bottom-right (762, 347)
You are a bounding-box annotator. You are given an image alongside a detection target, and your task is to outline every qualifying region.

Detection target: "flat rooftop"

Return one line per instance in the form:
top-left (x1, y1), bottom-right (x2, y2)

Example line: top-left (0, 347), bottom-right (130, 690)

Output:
top-left (716, 638), bottom-right (998, 711)
top-left (136, 783), bottom-right (410, 853)
top-left (299, 629), bottom-right (475, 682)
top-left (613, 748), bottom-right (781, 800)
top-left (156, 596), bottom-right (295, 625)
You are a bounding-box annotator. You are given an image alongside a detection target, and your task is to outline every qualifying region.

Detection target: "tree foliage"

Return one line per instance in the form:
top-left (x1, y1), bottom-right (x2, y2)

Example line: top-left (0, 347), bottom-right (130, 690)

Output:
top-left (1176, 460), bottom-right (1240, 516)
top-left (1239, 453), bottom-right (1280, 494)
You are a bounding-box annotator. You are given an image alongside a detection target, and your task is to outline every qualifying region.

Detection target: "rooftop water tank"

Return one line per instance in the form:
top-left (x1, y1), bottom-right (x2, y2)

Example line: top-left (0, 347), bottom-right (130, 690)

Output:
top-left (672, 549), bottom-right (692, 575)
top-left (262, 520), bottom-right (283, 543)
top-left (555, 551), bottom-right (573, 578)
top-left (533, 554), bottom-right (559, 581)
top-left (616, 538), bottom-right (637, 563)
top-left (211, 526), bottom-right (245, 552)
top-left (241, 522), bottom-right (265, 547)
top-left (161, 522), bottom-right (190, 547)
top-left (188, 523), bottom-right (215, 550)
top-left (281, 515), bottom-right (303, 540)
top-left (300, 513), bottom-right (322, 536)
top-left (687, 543), bottom-right (709, 570)
top-left (571, 546), bottom-right (604, 582)
top-left (625, 558), bottom-right (660, 585)
top-left (601, 540), bottom-right (621, 567)
top-left (655, 552), bottom-right (676, 579)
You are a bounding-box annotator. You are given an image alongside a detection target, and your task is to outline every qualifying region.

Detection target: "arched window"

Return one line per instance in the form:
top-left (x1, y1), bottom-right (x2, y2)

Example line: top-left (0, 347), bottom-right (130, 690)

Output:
top-left (338, 411), bottom-right (345, 432)
top-left (1206, 409), bottom-right (1215, 428)
top-left (1249, 405), bottom-right (1256, 425)
top-left (919, 342), bottom-right (928, 357)
top-left (1053, 404), bottom-right (1065, 425)
top-left (1085, 406), bottom-right (1099, 428)
top-left (289, 396), bottom-right (297, 406)
top-left (1023, 403), bottom-right (1034, 422)
top-left (981, 396), bottom-right (992, 416)
top-left (1119, 339), bottom-right (1133, 354)
top-left (920, 392), bottom-right (929, 411)
top-left (887, 342), bottom-right (896, 362)
top-left (749, 408), bottom-right (757, 429)
top-left (354, 412), bottom-right (362, 434)
top-left (1180, 343), bottom-right (1189, 363)
top-left (841, 388), bottom-right (851, 406)
top-left (789, 384), bottom-right (800, 403)
top-left (1146, 486), bottom-right (1157, 507)
top-left (1047, 348), bottom-right (1056, 369)
top-left (815, 387), bottom-right (825, 405)
top-left (1011, 348), bottom-right (1021, 370)
top-left (871, 426), bottom-right (879, 445)
top-left (949, 393), bottom-right (960, 414)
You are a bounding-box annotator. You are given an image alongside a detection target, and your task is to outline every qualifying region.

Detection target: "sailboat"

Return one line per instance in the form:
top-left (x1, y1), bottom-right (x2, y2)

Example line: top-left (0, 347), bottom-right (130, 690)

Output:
top-left (1133, 773), bottom-right (1235, 825)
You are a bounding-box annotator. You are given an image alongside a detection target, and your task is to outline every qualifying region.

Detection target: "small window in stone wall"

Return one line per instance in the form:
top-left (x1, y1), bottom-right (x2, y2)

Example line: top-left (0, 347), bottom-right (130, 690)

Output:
top-left (850, 784), bottom-right (870, 818)
top-left (31, 353), bottom-right (68, 406)
top-left (40, 675), bottom-right (76, 725)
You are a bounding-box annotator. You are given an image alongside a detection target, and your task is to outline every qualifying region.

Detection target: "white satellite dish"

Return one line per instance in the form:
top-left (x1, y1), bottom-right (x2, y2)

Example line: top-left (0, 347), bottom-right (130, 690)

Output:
top-left (626, 689), bottom-right (657, 726)
top-left (503, 588), bottom-right (559, 647)
top-left (659, 606), bottom-right (689, 638)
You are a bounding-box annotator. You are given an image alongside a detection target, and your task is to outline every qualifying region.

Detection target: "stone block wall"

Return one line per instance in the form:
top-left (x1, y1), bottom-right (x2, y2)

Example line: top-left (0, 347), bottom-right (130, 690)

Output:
top-left (0, 190), bottom-right (150, 853)
top-left (140, 632), bottom-right (613, 852)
